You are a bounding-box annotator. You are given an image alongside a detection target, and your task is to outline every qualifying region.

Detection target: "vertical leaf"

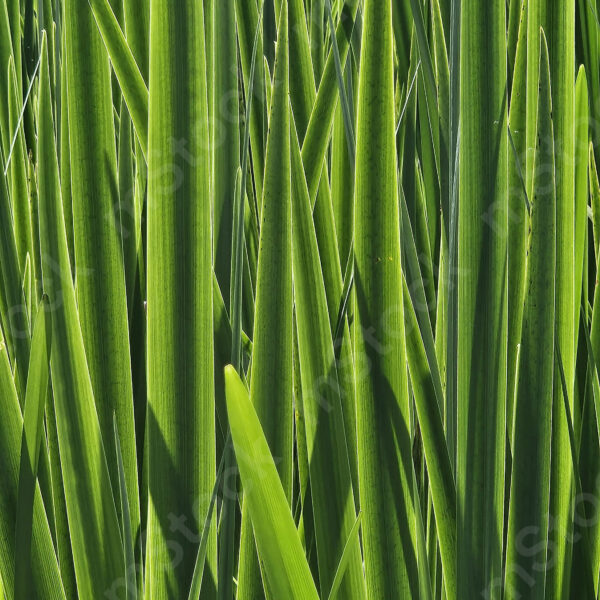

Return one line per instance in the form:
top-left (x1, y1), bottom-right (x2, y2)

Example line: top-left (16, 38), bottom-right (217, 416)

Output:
top-left (145, 0), bottom-right (216, 596)
top-left (64, 0), bottom-right (140, 548)
top-left (505, 30), bottom-right (555, 599)
top-left (37, 30), bottom-right (124, 599)
top-left (457, 1), bottom-right (508, 598)
top-left (354, 0), bottom-right (418, 596)
top-left (237, 3), bottom-right (293, 597)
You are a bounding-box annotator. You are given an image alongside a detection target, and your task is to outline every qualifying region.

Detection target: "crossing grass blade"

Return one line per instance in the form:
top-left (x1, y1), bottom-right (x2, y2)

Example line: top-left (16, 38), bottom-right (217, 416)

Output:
top-left (225, 365), bottom-right (319, 600)
top-left (457, 1), bottom-right (508, 598)
top-left (0, 341), bottom-right (65, 600)
top-left (14, 295), bottom-right (51, 600)
top-left (88, 0), bottom-right (149, 156)
top-left (402, 272), bottom-right (456, 600)
top-left (354, 0), bottom-right (418, 596)
top-left (327, 513), bottom-right (363, 600)
top-left (302, 0), bottom-right (360, 201)
top-left (145, 0), bottom-right (216, 596)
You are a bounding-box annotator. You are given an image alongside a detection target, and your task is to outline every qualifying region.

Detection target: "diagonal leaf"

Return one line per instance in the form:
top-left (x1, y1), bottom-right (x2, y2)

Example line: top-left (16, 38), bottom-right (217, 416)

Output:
top-left (225, 365), bottom-right (319, 600)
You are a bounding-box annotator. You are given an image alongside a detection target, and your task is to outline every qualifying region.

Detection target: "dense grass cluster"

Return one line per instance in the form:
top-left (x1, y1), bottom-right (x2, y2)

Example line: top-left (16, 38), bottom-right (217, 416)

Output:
top-left (0, 0), bottom-right (599, 598)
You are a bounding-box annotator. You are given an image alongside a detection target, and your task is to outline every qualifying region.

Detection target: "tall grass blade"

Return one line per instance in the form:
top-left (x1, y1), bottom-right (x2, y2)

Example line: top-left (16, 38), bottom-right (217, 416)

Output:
top-left (457, 1), bottom-right (508, 597)
top-left (64, 0), bottom-right (140, 550)
top-left (505, 31), bottom-right (555, 599)
top-left (546, 2), bottom-right (577, 594)
top-left (145, 0), bottom-right (216, 595)
top-left (290, 111), bottom-right (365, 599)
top-left (38, 30), bottom-right (126, 598)
top-left (237, 4), bottom-right (293, 597)
top-left (354, 0), bottom-right (417, 596)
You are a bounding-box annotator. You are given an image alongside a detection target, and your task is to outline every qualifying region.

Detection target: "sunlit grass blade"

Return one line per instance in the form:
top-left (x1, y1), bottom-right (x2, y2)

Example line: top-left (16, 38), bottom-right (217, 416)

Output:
top-left (88, 0), bottom-right (149, 157)
top-left (64, 0), bottom-right (140, 549)
top-left (457, 1), bottom-right (508, 598)
top-left (37, 30), bottom-right (125, 598)
top-left (145, 0), bottom-right (216, 596)
top-left (225, 365), bottom-right (319, 600)
top-left (546, 1), bottom-right (577, 595)
top-left (354, 0), bottom-right (418, 596)
top-left (14, 295), bottom-right (51, 600)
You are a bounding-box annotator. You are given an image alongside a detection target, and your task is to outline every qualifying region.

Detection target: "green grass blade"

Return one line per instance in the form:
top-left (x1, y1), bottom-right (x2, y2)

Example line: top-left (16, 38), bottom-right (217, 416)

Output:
top-left (64, 0), bottom-right (140, 549)
top-left (0, 151), bottom-right (29, 398)
top-left (14, 295), bottom-right (51, 600)
top-left (354, 0), bottom-right (417, 596)
top-left (505, 30), bottom-right (555, 599)
top-left (88, 0), bottom-right (149, 157)
top-left (37, 30), bottom-right (125, 598)
top-left (188, 441), bottom-right (226, 600)
top-left (235, 0), bottom-right (267, 202)
top-left (574, 66), bottom-right (589, 374)
top-left (123, 0), bottom-right (149, 81)
top-left (238, 4), bottom-right (293, 597)
top-left (0, 342), bottom-right (65, 600)
top-left (556, 337), bottom-right (596, 598)
top-left (302, 0), bottom-right (360, 202)
top-left (506, 0), bottom-right (528, 440)
top-left (546, 1), bottom-right (577, 594)
top-left (113, 415), bottom-right (136, 600)
top-left (457, 1), bottom-right (508, 597)
top-left (210, 1), bottom-right (241, 592)
top-left (327, 513), bottom-right (362, 600)
top-left (323, 0), bottom-right (355, 168)
top-left (7, 58), bottom-right (34, 287)
top-left (145, 0), bottom-right (216, 595)
top-left (211, 0), bottom-right (239, 312)
top-left (402, 274), bottom-right (456, 600)
top-left (232, 2), bottom-right (264, 373)
top-left (290, 111), bottom-right (365, 600)
top-left (225, 365), bottom-right (319, 600)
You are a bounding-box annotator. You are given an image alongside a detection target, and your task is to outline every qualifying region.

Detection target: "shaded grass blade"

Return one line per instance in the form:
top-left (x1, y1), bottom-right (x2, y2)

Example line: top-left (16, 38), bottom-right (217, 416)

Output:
top-left (14, 295), bottom-right (51, 600)
top-left (505, 30), bottom-right (555, 599)
top-left (457, 1), bottom-right (508, 597)
top-left (354, 0), bottom-right (418, 595)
